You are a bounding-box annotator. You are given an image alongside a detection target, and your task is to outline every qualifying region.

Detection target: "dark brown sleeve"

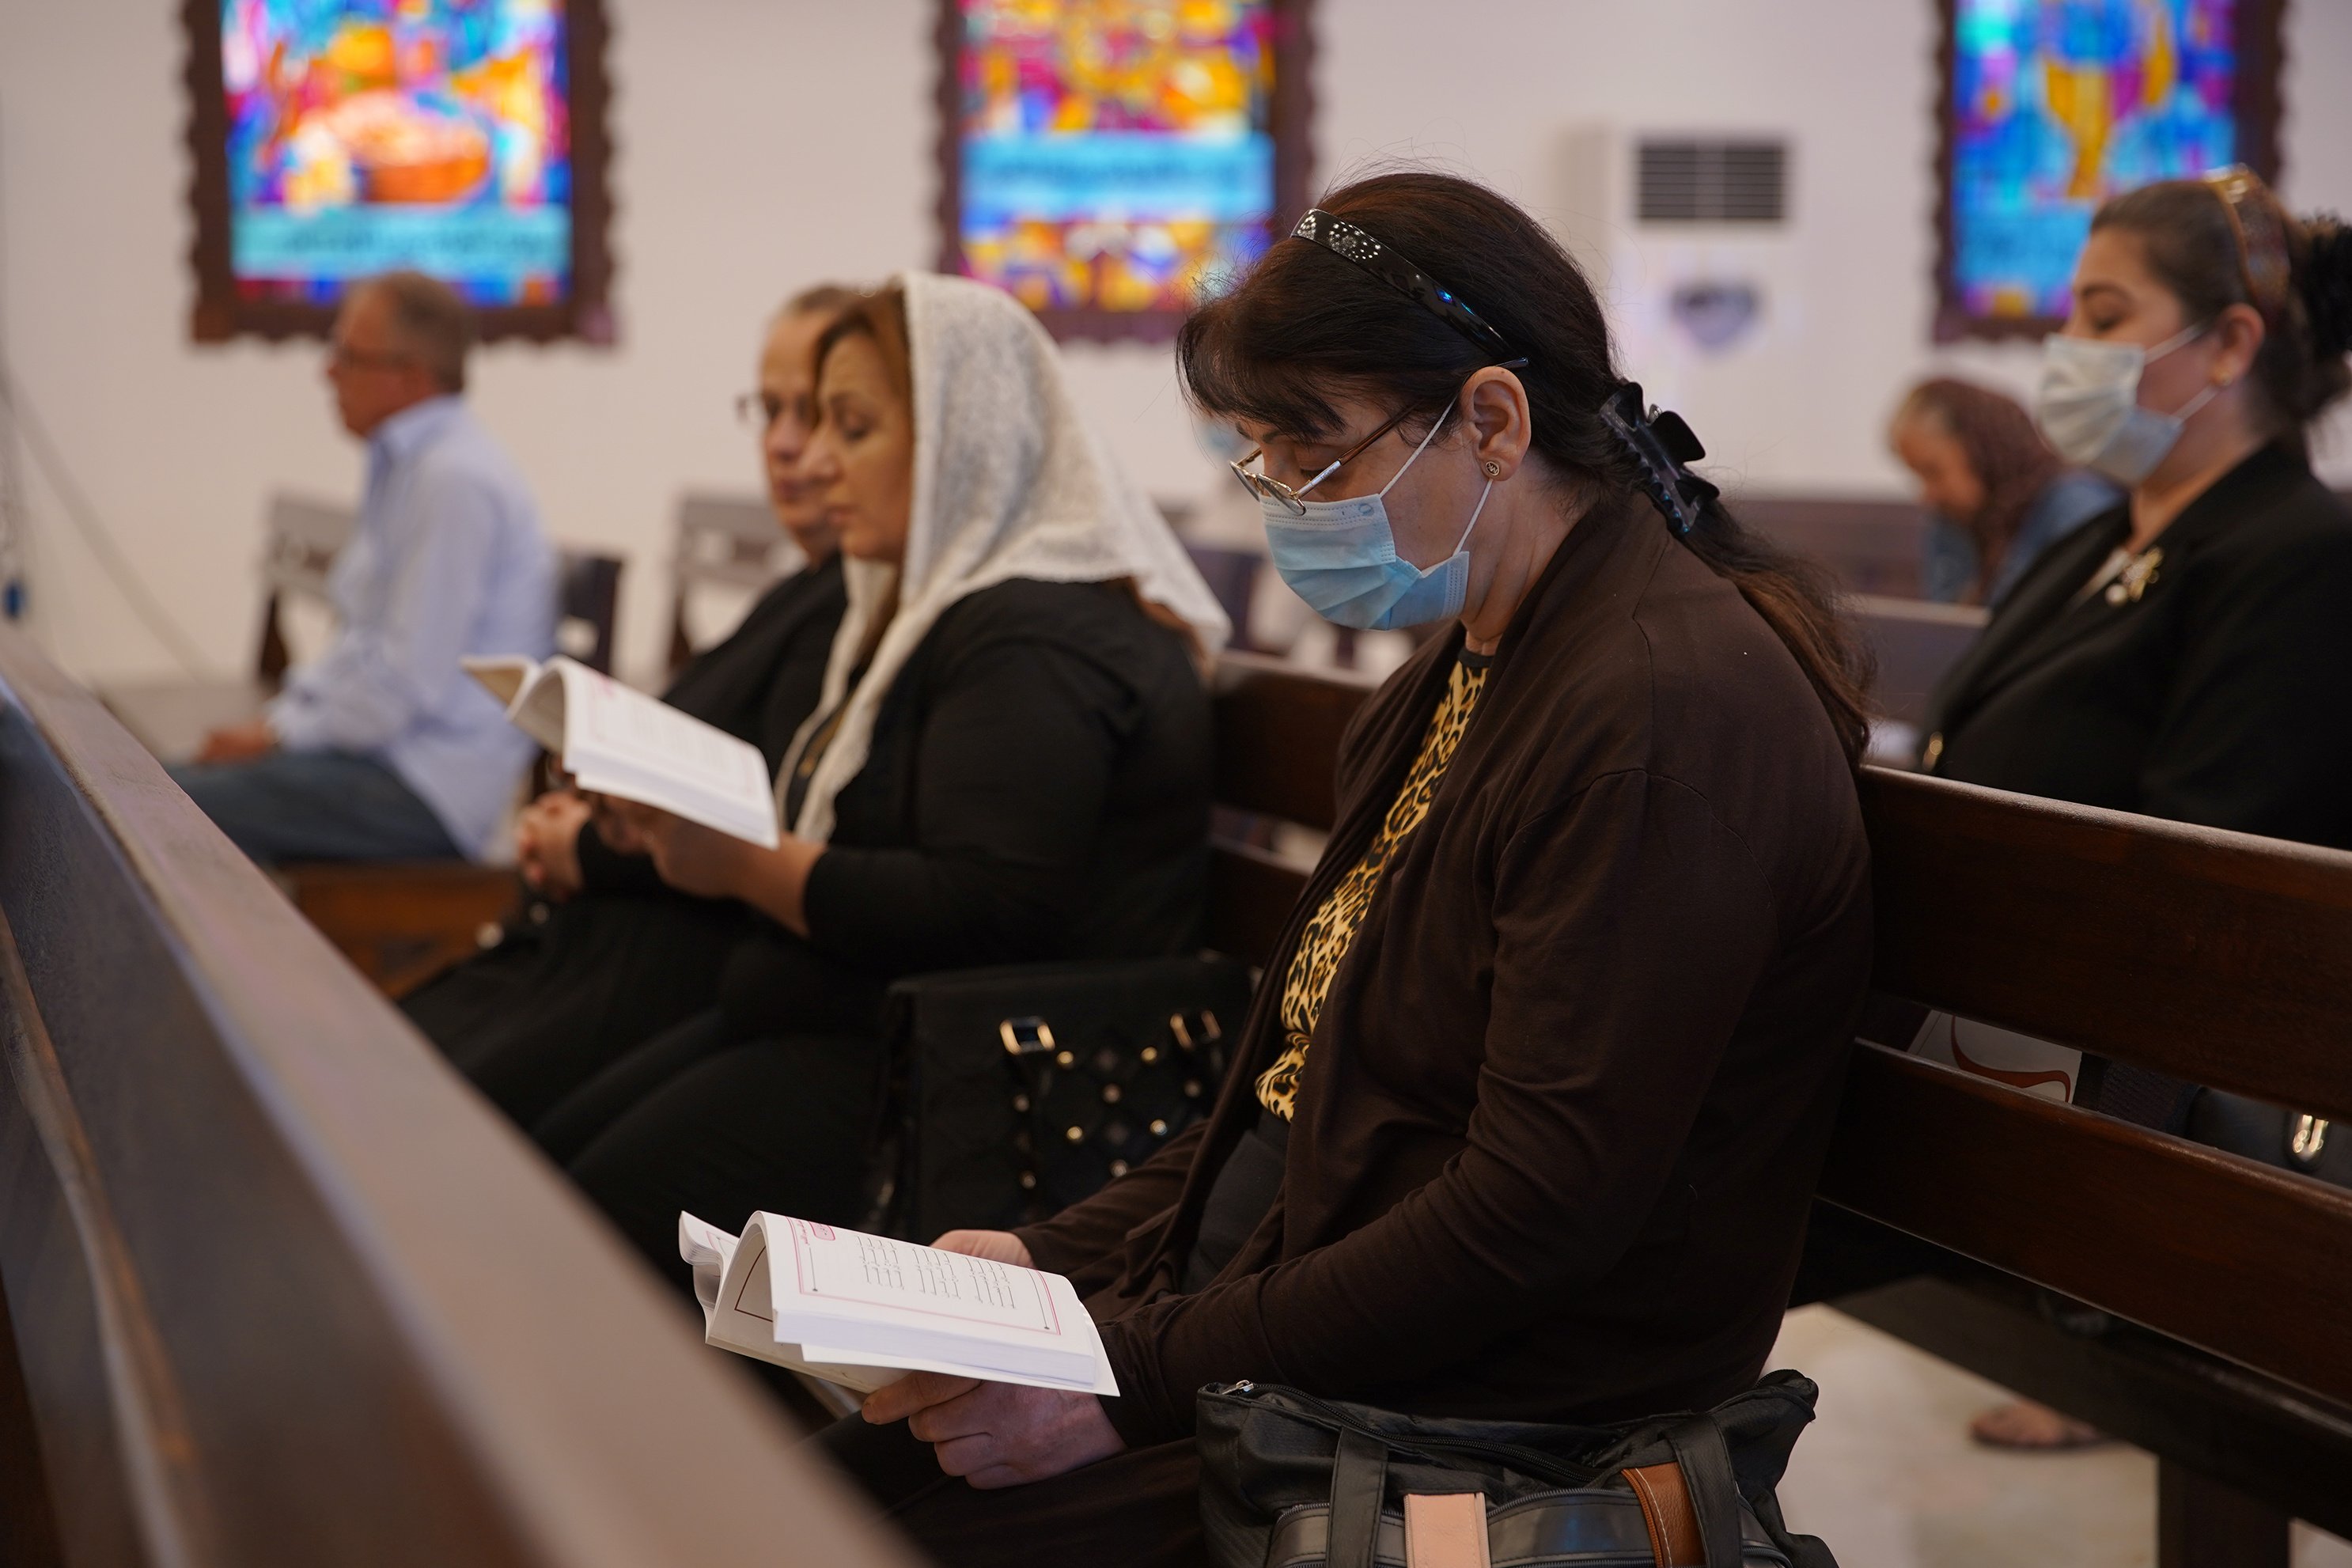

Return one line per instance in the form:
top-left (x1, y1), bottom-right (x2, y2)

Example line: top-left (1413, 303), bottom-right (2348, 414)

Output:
top-left (1014, 1120), bottom-right (1210, 1295)
top-left (1094, 771), bottom-right (1783, 1445)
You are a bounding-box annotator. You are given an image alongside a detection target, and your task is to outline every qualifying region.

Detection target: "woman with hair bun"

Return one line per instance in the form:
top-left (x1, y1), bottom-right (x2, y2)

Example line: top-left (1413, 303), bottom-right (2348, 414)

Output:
top-left (825, 172), bottom-right (1875, 1566)
top-left (1915, 171), bottom-right (2352, 1452)
top-left (1921, 169), bottom-right (2352, 848)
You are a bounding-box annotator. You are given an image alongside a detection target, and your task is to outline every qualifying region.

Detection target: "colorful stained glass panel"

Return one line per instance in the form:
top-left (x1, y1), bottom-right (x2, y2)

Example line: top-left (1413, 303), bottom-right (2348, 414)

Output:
top-left (952, 0), bottom-right (1278, 318)
top-left (1949, 0), bottom-right (2240, 324)
top-left (218, 0), bottom-right (574, 309)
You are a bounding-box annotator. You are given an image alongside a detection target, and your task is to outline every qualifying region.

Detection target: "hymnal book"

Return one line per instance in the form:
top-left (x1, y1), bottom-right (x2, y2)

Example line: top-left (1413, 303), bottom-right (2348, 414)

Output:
top-left (463, 656), bottom-right (779, 849)
top-left (1909, 1010), bottom-right (2082, 1104)
top-left (678, 1212), bottom-right (1119, 1397)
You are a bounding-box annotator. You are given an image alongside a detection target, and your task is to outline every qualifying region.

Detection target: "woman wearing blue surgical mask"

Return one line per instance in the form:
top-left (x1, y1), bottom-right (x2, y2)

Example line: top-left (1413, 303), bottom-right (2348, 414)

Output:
top-left (1918, 169), bottom-right (2352, 850)
top-left (824, 173), bottom-right (1875, 1568)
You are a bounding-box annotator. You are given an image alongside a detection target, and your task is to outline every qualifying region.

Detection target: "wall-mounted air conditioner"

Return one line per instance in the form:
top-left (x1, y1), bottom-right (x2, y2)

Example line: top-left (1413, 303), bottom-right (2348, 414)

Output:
top-left (1551, 128), bottom-right (1798, 386)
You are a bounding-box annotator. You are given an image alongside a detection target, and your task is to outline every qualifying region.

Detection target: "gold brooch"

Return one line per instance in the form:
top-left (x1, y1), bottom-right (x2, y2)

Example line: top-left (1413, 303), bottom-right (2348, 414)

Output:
top-left (2105, 547), bottom-right (2163, 605)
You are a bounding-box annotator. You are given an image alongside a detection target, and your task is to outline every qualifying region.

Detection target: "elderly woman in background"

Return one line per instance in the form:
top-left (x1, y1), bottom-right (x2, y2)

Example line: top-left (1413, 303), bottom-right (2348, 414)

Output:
top-left (1890, 377), bottom-right (2118, 606)
top-left (403, 285), bottom-right (858, 1121)
top-left (538, 275), bottom-right (1228, 1282)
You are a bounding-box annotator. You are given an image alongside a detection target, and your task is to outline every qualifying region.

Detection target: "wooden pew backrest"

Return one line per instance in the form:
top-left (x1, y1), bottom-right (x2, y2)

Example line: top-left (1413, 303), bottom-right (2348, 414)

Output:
top-left (667, 493), bottom-right (802, 672)
top-left (1734, 495), bottom-right (1929, 600)
top-left (1851, 593), bottom-right (1985, 728)
top-left (0, 623), bottom-right (917, 1566)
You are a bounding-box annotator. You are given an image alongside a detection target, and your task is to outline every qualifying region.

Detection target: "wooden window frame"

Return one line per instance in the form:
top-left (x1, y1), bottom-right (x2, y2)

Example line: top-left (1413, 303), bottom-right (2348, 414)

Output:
top-left (1932, 0), bottom-right (2285, 343)
top-left (932, 0), bottom-right (1315, 345)
top-left (180, 0), bottom-right (617, 346)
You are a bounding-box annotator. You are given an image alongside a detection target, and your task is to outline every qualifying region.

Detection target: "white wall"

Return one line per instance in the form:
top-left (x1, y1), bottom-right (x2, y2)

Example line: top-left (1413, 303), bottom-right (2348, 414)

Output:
top-left (2, 0), bottom-right (2347, 684)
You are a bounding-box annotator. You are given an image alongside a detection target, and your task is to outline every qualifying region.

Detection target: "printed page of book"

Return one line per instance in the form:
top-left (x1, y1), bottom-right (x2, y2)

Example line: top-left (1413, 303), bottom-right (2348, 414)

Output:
top-left (678, 1213), bottom-right (900, 1394)
top-left (551, 661), bottom-right (780, 848)
top-left (762, 1216), bottom-right (1117, 1396)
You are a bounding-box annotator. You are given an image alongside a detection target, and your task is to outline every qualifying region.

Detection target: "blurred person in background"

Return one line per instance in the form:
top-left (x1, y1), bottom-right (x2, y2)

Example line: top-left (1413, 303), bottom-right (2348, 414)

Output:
top-left (403, 284), bottom-right (858, 1115)
top-left (171, 271), bottom-right (554, 865)
top-left (1891, 377), bottom-right (2118, 606)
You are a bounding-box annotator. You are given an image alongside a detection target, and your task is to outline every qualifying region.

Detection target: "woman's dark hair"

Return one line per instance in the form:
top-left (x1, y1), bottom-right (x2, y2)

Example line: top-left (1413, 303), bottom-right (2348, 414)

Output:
top-left (1892, 377), bottom-right (2063, 604)
top-left (2093, 179), bottom-right (2352, 449)
top-left (1177, 171), bottom-right (1872, 766)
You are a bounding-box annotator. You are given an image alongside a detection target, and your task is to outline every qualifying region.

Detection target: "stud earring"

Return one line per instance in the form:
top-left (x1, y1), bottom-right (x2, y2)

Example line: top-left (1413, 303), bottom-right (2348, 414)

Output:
top-left (1483, 460), bottom-right (1501, 477)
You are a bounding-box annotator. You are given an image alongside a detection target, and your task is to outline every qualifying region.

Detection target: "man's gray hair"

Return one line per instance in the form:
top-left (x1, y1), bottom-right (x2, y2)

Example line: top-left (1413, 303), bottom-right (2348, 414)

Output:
top-left (357, 271), bottom-right (475, 393)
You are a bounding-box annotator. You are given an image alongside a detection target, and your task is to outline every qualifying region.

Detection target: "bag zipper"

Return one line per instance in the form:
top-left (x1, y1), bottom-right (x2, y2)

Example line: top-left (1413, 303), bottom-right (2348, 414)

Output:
top-left (1218, 1382), bottom-right (1604, 1490)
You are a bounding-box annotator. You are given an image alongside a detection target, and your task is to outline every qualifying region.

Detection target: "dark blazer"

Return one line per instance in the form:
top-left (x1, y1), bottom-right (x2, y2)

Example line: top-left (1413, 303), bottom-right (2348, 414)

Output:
top-left (716, 577), bottom-right (1213, 1032)
top-left (1016, 494), bottom-right (1874, 1447)
top-left (1922, 445), bottom-right (2352, 849)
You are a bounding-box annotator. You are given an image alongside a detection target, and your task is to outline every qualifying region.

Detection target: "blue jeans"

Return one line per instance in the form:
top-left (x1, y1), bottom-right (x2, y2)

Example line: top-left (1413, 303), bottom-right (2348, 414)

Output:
top-left (169, 751), bottom-right (462, 865)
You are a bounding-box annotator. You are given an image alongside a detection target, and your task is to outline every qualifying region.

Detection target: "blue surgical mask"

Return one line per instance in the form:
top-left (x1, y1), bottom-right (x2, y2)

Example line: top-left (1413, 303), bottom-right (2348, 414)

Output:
top-left (1259, 412), bottom-right (1494, 631)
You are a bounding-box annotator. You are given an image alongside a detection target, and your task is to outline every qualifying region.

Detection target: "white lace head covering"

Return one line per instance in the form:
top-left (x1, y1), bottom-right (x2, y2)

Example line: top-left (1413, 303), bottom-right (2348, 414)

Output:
top-left (780, 271), bottom-right (1229, 843)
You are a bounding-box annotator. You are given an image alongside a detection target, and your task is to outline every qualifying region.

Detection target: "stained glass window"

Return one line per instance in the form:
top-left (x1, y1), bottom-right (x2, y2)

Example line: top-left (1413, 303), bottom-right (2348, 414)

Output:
top-left (187, 0), bottom-right (613, 342)
top-left (940, 0), bottom-right (1310, 340)
top-left (1938, 0), bottom-right (2279, 339)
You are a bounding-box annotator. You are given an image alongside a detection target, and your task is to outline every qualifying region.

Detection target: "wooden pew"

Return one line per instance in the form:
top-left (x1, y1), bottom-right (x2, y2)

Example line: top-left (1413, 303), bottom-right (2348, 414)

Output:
top-left (665, 493), bottom-right (804, 674)
top-left (1735, 495), bottom-right (1930, 600)
top-left (0, 623), bottom-right (915, 1566)
top-left (1850, 593), bottom-right (1987, 729)
top-left (1206, 651), bottom-right (2352, 1562)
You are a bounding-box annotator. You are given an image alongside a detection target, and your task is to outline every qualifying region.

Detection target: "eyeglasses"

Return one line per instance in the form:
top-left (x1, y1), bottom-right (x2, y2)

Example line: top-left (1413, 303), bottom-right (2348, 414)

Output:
top-left (735, 391), bottom-right (785, 432)
top-left (328, 342), bottom-right (416, 373)
top-left (1229, 401), bottom-right (1435, 517)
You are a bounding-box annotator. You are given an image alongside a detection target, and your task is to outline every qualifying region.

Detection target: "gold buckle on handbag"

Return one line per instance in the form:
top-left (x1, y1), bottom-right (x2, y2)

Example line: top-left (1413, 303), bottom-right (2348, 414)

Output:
top-left (999, 1016), bottom-right (1055, 1058)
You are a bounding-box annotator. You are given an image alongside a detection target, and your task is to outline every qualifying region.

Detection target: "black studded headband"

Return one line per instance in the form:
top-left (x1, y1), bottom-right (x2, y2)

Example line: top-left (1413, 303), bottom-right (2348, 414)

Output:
top-left (1290, 209), bottom-right (1524, 365)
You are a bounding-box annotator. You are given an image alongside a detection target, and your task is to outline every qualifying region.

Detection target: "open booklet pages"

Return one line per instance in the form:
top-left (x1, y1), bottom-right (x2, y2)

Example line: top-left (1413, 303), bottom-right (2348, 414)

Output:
top-left (679, 1212), bottom-right (1119, 1397)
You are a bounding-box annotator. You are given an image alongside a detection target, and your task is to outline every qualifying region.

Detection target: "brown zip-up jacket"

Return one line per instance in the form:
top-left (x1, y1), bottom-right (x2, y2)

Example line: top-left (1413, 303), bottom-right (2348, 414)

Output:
top-left (1017, 492), bottom-right (1874, 1448)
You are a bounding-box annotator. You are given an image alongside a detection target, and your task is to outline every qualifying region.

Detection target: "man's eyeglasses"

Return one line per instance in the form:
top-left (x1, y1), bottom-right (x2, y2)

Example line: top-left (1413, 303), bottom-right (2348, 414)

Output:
top-left (1229, 401), bottom-right (1431, 517)
top-left (328, 342), bottom-right (416, 373)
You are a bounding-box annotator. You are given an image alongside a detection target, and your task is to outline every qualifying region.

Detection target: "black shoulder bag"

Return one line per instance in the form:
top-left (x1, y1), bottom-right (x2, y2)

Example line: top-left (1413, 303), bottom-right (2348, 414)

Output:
top-left (863, 954), bottom-right (1251, 1240)
top-left (1196, 1373), bottom-right (1837, 1568)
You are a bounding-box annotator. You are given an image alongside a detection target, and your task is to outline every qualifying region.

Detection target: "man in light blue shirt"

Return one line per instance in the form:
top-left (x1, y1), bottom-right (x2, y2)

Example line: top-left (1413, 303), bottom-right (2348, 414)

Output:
top-left (172, 272), bottom-right (554, 864)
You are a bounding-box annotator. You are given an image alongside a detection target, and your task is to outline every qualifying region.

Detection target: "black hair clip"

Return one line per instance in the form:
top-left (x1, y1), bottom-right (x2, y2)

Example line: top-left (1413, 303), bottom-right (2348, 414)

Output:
top-left (1598, 382), bottom-right (1718, 536)
top-left (1291, 209), bottom-right (1524, 365)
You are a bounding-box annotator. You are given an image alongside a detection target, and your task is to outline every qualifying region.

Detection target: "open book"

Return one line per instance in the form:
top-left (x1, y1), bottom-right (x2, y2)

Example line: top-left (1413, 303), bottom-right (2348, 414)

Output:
top-left (678, 1212), bottom-right (1119, 1397)
top-left (464, 656), bottom-right (779, 849)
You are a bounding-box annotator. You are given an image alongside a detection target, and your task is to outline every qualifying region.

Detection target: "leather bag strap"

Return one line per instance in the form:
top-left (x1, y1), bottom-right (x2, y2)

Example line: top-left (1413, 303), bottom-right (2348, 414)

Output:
top-left (1327, 1427), bottom-right (1388, 1568)
top-left (1402, 1492), bottom-right (1490, 1568)
top-left (1623, 1460), bottom-right (1705, 1566)
top-left (1623, 1414), bottom-right (1747, 1566)
top-left (1667, 1416), bottom-right (1746, 1567)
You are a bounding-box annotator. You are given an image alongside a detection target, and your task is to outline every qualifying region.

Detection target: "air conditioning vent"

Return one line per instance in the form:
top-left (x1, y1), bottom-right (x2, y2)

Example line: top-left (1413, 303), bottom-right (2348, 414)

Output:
top-left (1635, 138), bottom-right (1787, 224)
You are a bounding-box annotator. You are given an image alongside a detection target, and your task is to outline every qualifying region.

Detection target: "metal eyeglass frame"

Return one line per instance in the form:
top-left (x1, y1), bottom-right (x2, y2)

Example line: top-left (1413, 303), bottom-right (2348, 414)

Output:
top-left (1226, 361), bottom-right (1526, 517)
top-left (1229, 401), bottom-right (1434, 517)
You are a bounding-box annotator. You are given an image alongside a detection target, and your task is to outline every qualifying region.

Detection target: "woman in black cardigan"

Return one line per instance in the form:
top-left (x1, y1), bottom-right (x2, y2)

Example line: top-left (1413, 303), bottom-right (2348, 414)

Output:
top-left (536, 274), bottom-right (1228, 1283)
top-left (403, 286), bottom-right (856, 1123)
top-left (1921, 170), bottom-right (2352, 843)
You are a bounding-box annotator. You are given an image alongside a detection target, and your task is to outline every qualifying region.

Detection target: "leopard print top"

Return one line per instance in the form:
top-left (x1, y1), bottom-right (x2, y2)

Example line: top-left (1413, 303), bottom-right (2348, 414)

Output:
top-left (1256, 652), bottom-right (1490, 1119)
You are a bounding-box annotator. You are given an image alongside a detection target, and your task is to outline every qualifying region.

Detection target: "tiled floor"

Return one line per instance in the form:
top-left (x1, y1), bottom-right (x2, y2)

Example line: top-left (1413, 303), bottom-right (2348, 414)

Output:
top-left (1769, 1305), bottom-right (2352, 1567)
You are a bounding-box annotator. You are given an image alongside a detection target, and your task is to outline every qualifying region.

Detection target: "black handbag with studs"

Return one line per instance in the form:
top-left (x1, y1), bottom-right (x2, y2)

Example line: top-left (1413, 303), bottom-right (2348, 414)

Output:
top-left (864, 954), bottom-right (1251, 1243)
